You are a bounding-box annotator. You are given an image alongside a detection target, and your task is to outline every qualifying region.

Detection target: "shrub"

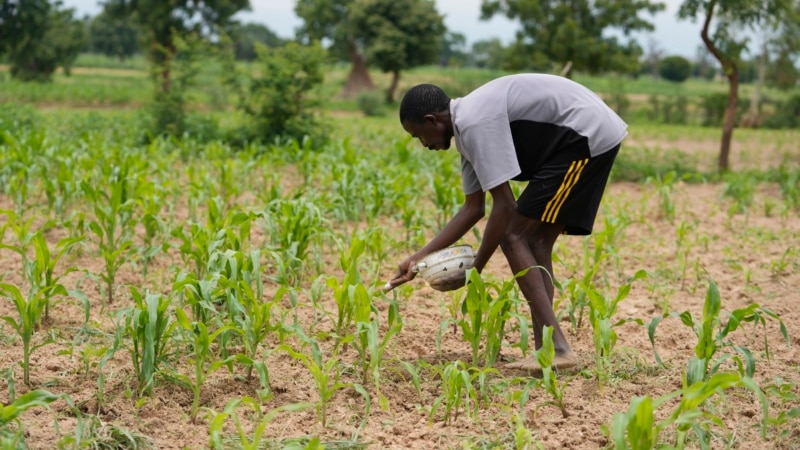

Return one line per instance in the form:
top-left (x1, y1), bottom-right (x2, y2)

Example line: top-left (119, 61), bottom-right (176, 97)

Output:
top-left (356, 90), bottom-right (385, 117)
top-left (659, 56), bottom-right (691, 83)
top-left (225, 41), bottom-right (328, 145)
top-left (762, 94), bottom-right (800, 129)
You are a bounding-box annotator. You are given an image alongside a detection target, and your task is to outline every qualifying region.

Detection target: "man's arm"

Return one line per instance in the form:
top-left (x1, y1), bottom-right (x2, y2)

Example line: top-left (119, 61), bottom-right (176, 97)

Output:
top-left (472, 181), bottom-right (516, 272)
top-left (389, 190), bottom-right (485, 288)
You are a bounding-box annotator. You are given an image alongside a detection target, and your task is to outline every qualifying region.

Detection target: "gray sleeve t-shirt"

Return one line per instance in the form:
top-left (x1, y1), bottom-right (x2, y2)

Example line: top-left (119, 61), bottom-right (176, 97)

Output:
top-left (451, 74), bottom-right (628, 195)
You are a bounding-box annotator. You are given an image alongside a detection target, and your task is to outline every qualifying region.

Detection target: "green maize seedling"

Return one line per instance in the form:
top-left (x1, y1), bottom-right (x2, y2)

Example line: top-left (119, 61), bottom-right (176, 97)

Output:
top-left (124, 288), bottom-right (177, 396)
top-left (279, 337), bottom-right (348, 428)
top-left (173, 307), bottom-right (239, 422)
top-left (609, 372), bottom-right (768, 448)
top-left (430, 360), bottom-right (498, 424)
top-left (81, 175), bottom-right (138, 305)
top-left (0, 389), bottom-right (60, 446)
top-left (534, 326), bottom-right (571, 419)
top-left (0, 282), bottom-right (66, 385)
top-left (649, 279), bottom-right (789, 386)
top-left (458, 269), bottom-right (514, 367)
top-left (586, 269), bottom-right (647, 388)
top-left (207, 397), bottom-right (312, 450)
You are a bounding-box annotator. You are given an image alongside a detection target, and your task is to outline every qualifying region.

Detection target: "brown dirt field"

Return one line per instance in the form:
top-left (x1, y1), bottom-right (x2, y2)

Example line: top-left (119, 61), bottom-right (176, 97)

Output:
top-left (1, 168), bottom-right (799, 449)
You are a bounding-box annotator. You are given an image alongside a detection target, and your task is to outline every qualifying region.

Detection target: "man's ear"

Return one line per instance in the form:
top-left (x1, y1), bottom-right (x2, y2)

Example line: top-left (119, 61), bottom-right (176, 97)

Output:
top-left (423, 113), bottom-right (438, 125)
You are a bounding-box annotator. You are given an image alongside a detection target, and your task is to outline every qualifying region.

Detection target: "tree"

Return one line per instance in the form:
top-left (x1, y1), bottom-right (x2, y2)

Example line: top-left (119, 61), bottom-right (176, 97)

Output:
top-left (0, 0), bottom-right (86, 81)
top-left (471, 38), bottom-right (508, 69)
top-left (677, 0), bottom-right (796, 171)
top-left (88, 8), bottom-right (139, 60)
top-left (350, 0), bottom-right (445, 102)
top-left (223, 41), bottom-right (327, 143)
top-left (480, 0), bottom-right (665, 77)
top-left (659, 55), bottom-right (691, 82)
top-left (768, 48), bottom-right (798, 90)
top-left (101, 0), bottom-right (250, 93)
top-left (295, 0), bottom-right (374, 98)
top-left (643, 37), bottom-right (665, 78)
top-left (230, 23), bottom-right (284, 61)
top-left (439, 31), bottom-right (468, 67)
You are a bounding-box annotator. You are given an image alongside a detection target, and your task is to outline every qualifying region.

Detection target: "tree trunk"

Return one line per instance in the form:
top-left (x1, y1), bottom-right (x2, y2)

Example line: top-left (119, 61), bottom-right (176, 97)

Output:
top-left (700, 0), bottom-right (735, 172)
top-left (386, 70), bottom-right (400, 103)
top-left (340, 38), bottom-right (374, 99)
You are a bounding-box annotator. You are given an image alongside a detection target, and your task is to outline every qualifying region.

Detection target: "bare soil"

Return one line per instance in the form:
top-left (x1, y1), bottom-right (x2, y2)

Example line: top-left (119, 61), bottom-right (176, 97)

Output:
top-left (1, 177), bottom-right (799, 449)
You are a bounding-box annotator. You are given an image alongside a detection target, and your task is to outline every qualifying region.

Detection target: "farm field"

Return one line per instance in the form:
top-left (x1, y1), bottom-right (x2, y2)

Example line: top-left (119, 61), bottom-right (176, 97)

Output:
top-left (1, 63), bottom-right (799, 449)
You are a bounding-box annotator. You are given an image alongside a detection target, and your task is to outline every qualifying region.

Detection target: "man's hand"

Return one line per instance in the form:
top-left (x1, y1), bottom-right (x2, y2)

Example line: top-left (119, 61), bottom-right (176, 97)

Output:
top-left (384, 257), bottom-right (418, 291)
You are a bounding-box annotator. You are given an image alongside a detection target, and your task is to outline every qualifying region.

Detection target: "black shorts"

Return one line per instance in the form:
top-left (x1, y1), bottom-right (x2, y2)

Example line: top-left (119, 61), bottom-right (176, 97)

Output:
top-left (516, 144), bottom-right (620, 235)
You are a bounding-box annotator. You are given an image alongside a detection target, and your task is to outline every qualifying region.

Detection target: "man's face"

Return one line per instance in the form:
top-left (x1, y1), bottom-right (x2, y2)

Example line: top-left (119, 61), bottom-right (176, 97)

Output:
top-left (402, 116), bottom-right (451, 151)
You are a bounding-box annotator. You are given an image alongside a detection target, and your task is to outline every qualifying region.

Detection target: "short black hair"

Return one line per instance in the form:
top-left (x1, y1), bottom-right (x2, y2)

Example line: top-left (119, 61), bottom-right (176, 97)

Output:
top-left (399, 84), bottom-right (450, 124)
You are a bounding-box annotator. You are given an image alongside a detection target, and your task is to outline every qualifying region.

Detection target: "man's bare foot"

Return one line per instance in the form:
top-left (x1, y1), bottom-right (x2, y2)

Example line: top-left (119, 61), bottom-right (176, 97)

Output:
top-left (502, 351), bottom-right (579, 376)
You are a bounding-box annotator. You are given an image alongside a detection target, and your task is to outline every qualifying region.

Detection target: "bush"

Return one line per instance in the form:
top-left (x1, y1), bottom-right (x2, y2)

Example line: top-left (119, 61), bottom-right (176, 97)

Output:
top-left (225, 41), bottom-right (328, 145)
top-left (356, 90), bottom-right (385, 117)
top-left (762, 94), bottom-right (800, 129)
top-left (659, 56), bottom-right (691, 83)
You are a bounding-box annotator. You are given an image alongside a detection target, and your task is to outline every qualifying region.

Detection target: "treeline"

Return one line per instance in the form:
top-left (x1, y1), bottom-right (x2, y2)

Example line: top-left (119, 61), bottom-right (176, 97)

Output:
top-left (1, 0), bottom-right (798, 160)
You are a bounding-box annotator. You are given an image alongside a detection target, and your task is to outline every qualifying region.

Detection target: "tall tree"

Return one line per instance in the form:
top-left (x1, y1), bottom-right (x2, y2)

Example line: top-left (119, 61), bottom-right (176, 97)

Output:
top-left (480, 0), bottom-right (665, 77)
top-left (439, 31), bottom-right (468, 67)
top-left (230, 22), bottom-right (284, 61)
top-left (88, 8), bottom-right (139, 61)
top-left (0, 0), bottom-right (85, 81)
top-left (101, 0), bottom-right (249, 93)
top-left (471, 38), bottom-right (508, 69)
top-left (350, 0), bottom-right (445, 102)
top-left (295, 0), bottom-right (374, 98)
top-left (677, 0), bottom-right (795, 171)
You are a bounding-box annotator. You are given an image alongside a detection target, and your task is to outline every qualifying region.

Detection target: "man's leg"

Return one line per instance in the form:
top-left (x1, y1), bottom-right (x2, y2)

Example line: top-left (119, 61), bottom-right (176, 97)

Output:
top-left (500, 213), bottom-right (577, 372)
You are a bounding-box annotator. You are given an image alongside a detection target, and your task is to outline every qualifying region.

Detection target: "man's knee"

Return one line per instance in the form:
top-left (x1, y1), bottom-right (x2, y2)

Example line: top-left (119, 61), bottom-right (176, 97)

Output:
top-left (500, 230), bottom-right (526, 255)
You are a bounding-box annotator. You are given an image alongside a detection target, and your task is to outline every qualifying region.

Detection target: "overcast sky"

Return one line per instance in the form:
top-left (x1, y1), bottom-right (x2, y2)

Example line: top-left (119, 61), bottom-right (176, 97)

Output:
top-left (64, 0), bottom-right (707, 58)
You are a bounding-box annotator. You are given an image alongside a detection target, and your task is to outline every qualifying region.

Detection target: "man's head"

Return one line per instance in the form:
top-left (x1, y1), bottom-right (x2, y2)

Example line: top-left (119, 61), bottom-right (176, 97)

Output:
top-left (399, 84), bottom-right (453, 151)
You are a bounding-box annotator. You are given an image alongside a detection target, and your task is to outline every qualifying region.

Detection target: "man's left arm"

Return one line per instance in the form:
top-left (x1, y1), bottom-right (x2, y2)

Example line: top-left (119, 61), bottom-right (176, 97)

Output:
top-left (472, 181), bottom-right (517, 272)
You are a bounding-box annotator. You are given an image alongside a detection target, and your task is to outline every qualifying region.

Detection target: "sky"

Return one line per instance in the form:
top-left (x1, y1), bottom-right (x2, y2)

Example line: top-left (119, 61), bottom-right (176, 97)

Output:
top-left (64, 0), bottom-right (706, 59)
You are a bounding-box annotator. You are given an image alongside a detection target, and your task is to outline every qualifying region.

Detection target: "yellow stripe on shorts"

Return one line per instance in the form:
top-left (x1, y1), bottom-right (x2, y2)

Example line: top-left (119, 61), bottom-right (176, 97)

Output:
top-left (541, 158), bottom-right (589, 223)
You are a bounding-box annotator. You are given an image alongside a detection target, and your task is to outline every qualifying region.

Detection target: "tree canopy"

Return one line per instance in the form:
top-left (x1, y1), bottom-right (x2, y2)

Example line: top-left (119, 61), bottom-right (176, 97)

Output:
top-left (480, 0), bottom-right (665, 76)
top-left (0, 0), bottom-right (85, 81)
top-left (350, 0), bottom-right (445, 102)
top-left (102, 0), bottom-right (250, 92)
top-left (295, 0), bottom-right (374, 97)
top-left (230, 23), bottom-right (284, 61)
top-left (677, 0), bottom-right (797, 171)
top-left (88, 8), bottom-right (139, 60)
top-left (659, 55), bottom-right (691, 82)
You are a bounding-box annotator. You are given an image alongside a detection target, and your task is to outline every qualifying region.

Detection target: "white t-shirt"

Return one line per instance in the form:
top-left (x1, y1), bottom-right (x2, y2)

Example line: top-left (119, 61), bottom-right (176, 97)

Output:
top-left (451, 74), bottom-right (628, 194)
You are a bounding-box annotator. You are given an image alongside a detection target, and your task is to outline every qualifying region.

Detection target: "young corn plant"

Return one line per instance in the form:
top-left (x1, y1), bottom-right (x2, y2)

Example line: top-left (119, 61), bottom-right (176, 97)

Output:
top-left (609, 372), bottom-right (768, 449)
top-left (354, 297), bottom-right (403, 410)
top-left (26, 231), bottom-right (83, 322)
top-left (648, 279), bottom-right (789, 386)
top-left (259, 197), bottom-right (326, 286)
top-left (124, 288), bottom-right (177, 396)
top-left (81, 174), bottom-right (138, 305)
top-left (172, 198), bottom-right (253, 280)
top-left (533, 326), bottom-right (570, 419)
top-left (0, 281), bottom-right (68, 385)
top-left (217, 248), bottom-right (287, 379)
top-left (206, 397), bottom-right (312, 450)
top-left (458, 269), bottom-right (514, 367)
top-left (326, 237), bottom-right (371, 350)
top-left (279, 334), bottom-right (365, 428)
top-left (429, 360), bottom-right (498, 424)
top-left (172, 308), bottom-right (239, 422)
top-left (0, 389), bottom-right (60, 445)
top-left (586, 269), bottom-right (647, 389)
